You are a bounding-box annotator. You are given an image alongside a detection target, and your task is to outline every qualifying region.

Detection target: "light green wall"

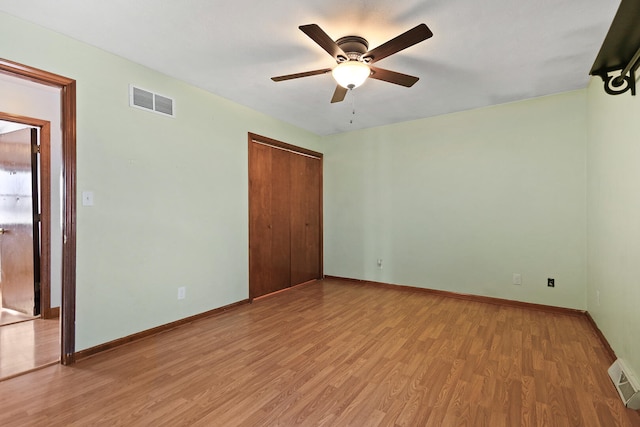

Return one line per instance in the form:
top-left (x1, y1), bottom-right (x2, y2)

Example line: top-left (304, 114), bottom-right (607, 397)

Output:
top-left (587, 77), bottom-right (640, 377)
top-left (322, 91), bottom-right (588, 309)
top-left (0, 12), bottom-right (321, 350)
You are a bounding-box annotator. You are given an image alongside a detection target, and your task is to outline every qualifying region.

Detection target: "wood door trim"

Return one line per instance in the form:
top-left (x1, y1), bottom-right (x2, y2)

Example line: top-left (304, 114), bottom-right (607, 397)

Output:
top-left (0, 58), bottom-right (77, 365)
top-left (249, 133), bottom-right (323, 159)
top-left (0, 113), bottom-right (52, 319)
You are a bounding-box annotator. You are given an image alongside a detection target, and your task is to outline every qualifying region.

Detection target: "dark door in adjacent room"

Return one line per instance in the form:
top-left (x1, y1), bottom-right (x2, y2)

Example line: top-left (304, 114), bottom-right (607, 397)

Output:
top-left (0, 127), bottom-right (40, 316)
top-left (248, 134), bottom-right (323, 299)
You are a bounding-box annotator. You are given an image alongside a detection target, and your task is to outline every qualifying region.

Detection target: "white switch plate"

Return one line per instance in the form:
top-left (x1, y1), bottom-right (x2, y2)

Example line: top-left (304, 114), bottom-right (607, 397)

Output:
top-left (513, 273), bottom-right (522, 285)
top-left (177, 286), bottom-right (186, 300)
top-left (82, 191), bottom-right (94, 206)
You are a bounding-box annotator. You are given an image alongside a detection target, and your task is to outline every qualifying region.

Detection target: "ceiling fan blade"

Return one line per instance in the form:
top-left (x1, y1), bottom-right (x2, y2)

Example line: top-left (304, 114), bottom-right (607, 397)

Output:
top-left (369, 66), bottom-right (419, 87)
top-left (364, 24), bottom-right (433, 63)
top-left (299, 24), bottom-right (348, 62)
top-left (271, 68), bottom-right (332, 82)
top-left (331, 85), bottom-right (348, 103)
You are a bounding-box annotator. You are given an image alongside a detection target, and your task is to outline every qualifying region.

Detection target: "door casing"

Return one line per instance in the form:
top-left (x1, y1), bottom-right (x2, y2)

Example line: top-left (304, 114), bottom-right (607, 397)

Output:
top-left (0, 58), bottom-right (77, 365)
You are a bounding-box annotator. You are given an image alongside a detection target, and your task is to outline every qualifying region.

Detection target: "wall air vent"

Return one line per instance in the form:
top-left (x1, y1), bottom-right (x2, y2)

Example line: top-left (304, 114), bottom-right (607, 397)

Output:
top-left (129, 85), bottom-right (175, 117)
top-left (608, 358), bottom-right (640, 410)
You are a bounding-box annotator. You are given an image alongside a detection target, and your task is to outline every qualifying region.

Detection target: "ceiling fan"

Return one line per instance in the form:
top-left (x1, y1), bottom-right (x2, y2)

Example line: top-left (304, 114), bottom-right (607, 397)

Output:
top-left (271, 23), bottom-right (433, 103)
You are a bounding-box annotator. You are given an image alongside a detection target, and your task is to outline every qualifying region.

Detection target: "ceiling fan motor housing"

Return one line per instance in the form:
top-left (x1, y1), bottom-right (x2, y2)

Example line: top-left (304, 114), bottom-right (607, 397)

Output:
top-left (335, 36), bottom-right (369, 62)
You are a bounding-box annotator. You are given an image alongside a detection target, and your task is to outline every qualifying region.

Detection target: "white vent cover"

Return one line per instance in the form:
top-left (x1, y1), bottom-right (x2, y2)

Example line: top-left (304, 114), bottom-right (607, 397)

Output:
top-left (608, 359), bottom-right (640, 410)
top-left (129, 85), bottom-right (175, 117)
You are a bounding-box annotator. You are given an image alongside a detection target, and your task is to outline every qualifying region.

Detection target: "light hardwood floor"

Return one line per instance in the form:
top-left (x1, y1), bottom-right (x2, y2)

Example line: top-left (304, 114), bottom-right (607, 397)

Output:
top-left (0, 278), bottom-right (638, 426)
top-left (0, 317), bottom-right (59, 380)
top-left (0, 308), bottom-right (37, 326)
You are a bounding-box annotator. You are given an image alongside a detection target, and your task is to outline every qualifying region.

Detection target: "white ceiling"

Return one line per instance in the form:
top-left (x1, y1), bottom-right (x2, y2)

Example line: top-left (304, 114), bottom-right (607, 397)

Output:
top-left (0, 0), bottom-right (620, 135)
top-left (0, 120), bottom-right (30, 134)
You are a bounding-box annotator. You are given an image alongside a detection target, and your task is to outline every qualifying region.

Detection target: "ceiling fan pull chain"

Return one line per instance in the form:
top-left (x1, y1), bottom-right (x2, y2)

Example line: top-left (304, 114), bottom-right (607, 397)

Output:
top-left (350, 89), bottom-right (356, 124)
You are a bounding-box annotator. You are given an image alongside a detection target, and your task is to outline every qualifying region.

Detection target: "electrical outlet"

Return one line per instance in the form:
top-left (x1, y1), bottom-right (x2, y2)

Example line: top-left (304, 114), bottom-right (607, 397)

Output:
top-left (547, 278), bottom-right (555, 288)
top-left (177, 286), bottom-right (186, 300)
top-left (81, 191), bottom-right (94, 206)
top-left (377, 259), bottom-right (383, 269)
top-left (513, 273), bottom-right (522, 285)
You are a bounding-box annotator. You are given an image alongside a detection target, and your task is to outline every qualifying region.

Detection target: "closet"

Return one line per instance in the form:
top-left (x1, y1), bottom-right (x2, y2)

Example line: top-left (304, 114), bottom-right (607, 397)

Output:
top-left (248, 133), bottom-right (322, 299)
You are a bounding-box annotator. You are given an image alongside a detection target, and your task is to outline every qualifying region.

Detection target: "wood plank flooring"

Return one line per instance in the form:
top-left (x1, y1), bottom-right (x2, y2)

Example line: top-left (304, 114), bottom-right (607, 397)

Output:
top-left (0, 308), bottom-right (38, 326)
top-left (0, 318), bottom-right (59, 380)
top-left (0, 278), bottom-right (638, 426)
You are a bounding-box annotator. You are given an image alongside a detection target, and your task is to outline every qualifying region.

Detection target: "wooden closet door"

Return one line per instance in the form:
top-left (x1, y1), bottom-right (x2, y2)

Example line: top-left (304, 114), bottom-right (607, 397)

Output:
top-left (249, 134), bottom-right (323, 300)
top-left (249, 142), bottom-right (291, 298)
top-left (290, 153), bottom-right (322, 286)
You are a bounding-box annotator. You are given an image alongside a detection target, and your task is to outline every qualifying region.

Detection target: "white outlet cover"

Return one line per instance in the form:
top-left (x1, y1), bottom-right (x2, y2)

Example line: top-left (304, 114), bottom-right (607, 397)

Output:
top-left (82, 191), bottom-right (94, 206)
top-left (513, 273), bottom-right (522, 285)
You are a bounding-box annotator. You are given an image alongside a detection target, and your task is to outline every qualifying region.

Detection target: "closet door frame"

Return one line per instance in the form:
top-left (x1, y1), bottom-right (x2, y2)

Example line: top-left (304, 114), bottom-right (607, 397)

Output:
top-left (248, 133), bottom-right (323, 300)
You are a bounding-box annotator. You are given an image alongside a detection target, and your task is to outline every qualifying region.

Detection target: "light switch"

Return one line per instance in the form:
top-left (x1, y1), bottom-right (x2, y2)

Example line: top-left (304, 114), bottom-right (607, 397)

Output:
top-left (82, 191), bottom-right (94, 206)
top-left (513, 273), bottom-right (522, 285)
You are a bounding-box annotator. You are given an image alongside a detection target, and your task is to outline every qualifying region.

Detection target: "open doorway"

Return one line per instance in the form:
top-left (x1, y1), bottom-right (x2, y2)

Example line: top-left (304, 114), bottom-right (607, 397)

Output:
top-left (0, 123), bottom-right (43, 324)
top-left (0, 110), bottom-right (59, 379)
top-left (0, 58), bottom-right (77, 370)
top-left (0, 117), bottom-right (58, 323)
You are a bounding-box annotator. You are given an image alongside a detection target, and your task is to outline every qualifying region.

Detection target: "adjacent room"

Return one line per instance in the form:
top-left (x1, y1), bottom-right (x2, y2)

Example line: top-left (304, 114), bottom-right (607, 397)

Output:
top-left (0, 0), bottom-right (639, 425)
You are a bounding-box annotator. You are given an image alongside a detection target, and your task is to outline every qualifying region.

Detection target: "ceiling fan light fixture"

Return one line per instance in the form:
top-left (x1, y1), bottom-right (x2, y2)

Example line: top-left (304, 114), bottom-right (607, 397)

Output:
top-left (332, 60), bottom-right (370, 89)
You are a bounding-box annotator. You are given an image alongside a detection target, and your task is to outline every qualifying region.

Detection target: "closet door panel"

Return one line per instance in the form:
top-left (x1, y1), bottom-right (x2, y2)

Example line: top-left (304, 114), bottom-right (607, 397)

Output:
top-left (290, 153), bottom-right (321, 286)
top-left (249, 143), bottom-right (290, 298)
top-left (270, 148), bottom-right (291, 291)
